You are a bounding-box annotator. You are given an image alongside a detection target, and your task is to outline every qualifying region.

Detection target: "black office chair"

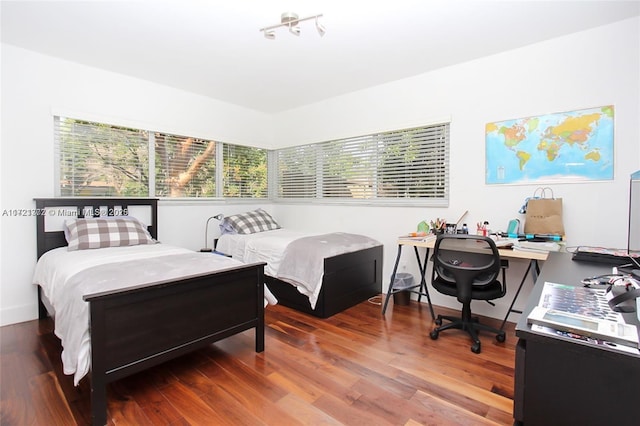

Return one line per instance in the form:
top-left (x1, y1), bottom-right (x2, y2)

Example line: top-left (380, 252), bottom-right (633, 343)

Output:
top-left (429, 234), bottom-right (507, 353)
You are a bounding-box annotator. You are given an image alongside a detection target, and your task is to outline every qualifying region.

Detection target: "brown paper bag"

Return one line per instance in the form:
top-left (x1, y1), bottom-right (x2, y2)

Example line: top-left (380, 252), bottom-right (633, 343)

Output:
top-left (523, 188), bottom-right (564, 235)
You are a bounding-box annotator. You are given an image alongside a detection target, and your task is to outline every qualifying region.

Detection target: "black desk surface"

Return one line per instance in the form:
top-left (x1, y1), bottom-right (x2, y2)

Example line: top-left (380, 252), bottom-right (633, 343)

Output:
top-left (516, 251), bottom-right (640, 356)
top-left (514, 252), bottom-right (640, 426)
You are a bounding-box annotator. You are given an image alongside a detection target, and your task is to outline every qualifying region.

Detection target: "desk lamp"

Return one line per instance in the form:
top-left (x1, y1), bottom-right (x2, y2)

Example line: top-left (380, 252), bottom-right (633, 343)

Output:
top-left (201, 213), bottom-right (224, 252)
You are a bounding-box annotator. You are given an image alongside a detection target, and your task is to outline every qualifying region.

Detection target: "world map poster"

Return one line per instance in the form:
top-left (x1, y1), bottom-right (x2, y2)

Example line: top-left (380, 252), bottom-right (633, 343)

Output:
top-left (485, 105), bottom-right (614, 184)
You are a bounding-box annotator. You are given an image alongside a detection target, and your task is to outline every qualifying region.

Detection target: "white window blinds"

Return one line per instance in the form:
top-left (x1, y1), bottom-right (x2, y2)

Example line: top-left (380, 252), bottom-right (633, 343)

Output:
top-left (55, 116), bottom-right (267, 199)
top-left (222, 144), bottom-right (268, 198)
top-left (55, 117), bottom-right (149, 197)
top-left (55, 115), bottom-right (447, 203)
top-left (275, 123), bottom-right (449, 205)
top-left (154, 133), bottom-right (216, 197)
top-left (276, 144), bottom-right (319, 198)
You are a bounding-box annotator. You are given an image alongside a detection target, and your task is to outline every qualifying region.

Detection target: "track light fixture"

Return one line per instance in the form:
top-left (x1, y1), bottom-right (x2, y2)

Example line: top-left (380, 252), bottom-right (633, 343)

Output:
top-left (315, 16), bottom-right (326, 36)
top-left (260, 12), bottom-right (325, 39)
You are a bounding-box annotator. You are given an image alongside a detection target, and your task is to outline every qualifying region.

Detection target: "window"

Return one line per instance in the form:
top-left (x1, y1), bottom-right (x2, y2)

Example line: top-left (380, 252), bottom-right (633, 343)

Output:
top-left (55, 116), bottom-right (447, 204)
top-left (154, 133), bottom-right (216, 197)
top-left (55, 116), bottom-right (267, 199)
top-left (55, 117), bottom-right (149, 197)
top-left (275, 144), bottom-right (318, 198)
top-left (222, 144), bottom-right (268, 198)
top-left (275, 123), bottom-right (450, 205)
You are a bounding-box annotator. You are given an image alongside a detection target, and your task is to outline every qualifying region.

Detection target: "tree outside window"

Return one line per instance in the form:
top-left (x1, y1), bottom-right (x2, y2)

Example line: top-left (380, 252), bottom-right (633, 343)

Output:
top-left (56, 117), bottom-right (267, 199)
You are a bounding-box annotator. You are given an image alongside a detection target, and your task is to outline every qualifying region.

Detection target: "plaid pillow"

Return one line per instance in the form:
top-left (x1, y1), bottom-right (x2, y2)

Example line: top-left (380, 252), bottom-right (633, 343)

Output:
top-left (222, 209), bottom-right (280, 234)
top-left (65, 217), bottom-right (156, 251)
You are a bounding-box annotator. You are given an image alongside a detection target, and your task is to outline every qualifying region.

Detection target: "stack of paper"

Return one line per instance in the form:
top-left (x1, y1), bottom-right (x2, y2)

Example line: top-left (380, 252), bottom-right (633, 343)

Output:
top-left (494, 238), bottom-right (517, 248)
top-left (398, 234), bottom-right (436, 242)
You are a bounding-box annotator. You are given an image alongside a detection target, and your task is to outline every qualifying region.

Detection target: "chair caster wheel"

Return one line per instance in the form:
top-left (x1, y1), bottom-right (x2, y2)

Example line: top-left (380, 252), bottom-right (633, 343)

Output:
top-left (430, 330), bottom-right (439, 340)
top-left (435, 318), bottom-right (442, 326)
top-left (471, 342), bottom-right (481, 354)
top-left (496, 333), bottom-right (506, 343)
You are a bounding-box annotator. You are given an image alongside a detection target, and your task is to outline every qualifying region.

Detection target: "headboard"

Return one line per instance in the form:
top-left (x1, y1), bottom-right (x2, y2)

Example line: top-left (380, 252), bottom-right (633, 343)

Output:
top-left (34, 198), bottom-right (158, 259)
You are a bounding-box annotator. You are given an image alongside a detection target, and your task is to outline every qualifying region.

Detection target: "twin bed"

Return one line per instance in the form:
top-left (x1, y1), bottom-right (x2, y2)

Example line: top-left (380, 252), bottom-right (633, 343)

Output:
top-left (34, 198), bottom-right (267, 426)
top-left (33, 198), bottom-right (382, 425)
top-left (216, 225), bottom-right (383, 318)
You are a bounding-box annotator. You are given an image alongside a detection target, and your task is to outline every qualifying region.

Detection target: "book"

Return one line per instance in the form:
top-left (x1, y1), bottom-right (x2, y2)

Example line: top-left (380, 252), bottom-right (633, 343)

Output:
top-left (398, 234), bottom-right (436, 242)
top-left (527, 306), bottom-right (638, 348)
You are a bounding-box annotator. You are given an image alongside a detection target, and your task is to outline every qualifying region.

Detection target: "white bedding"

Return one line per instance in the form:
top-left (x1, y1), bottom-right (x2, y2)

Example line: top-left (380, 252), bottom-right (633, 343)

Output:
top-left (33, 244), bottom-right (276, 386)
top-left (216, 229), bottom-right (381, 309)
top-left (217, 229), bottom-right (310, 276)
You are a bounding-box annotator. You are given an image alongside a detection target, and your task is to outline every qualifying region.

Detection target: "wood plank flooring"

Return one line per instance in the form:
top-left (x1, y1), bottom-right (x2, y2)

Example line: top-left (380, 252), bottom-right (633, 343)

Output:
top-left (0, 298), bottom-right (517, 425)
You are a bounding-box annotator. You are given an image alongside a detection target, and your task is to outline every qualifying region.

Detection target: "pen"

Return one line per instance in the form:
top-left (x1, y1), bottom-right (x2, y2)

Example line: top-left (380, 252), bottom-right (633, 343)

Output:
top-left (533, 234), bottom-right (563, 241)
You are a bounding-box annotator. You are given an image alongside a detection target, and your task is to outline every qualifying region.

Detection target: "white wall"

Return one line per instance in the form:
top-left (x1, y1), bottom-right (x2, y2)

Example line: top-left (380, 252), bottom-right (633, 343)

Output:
top-left (1, 17), bottom-right (638, 326)
top-left (0, 44), bottom-right (273, 325)
top-left (271, 18), bottom-right (640, 318)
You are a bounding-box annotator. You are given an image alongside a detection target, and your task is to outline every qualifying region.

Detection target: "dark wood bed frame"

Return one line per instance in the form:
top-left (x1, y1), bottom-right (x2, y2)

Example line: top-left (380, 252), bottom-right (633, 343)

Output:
top-left (264, 245), bottom-right (383, 318)
top-left (34, 198), bottom-right (266, 426)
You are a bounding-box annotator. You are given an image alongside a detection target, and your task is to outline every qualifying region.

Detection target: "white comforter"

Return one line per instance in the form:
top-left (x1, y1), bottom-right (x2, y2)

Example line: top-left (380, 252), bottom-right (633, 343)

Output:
top-left (32, 244), bottom-right (277, 385)
top-left (216, 229), bottom-right (381, 309)
top-left (217, 229), bottom-right (307, 277)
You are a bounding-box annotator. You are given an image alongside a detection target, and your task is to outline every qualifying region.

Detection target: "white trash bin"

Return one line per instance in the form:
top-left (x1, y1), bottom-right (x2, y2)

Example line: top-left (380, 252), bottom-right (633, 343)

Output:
top-left (392, 272), bottom-right (414, 305)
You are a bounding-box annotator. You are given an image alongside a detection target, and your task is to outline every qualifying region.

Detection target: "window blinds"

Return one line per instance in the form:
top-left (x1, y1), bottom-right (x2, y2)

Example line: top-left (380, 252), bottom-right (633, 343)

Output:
top-left (222, 143), bottom-right (268, 198)
top-left (55, 116), bottom-right (149, 197)
top-left (55, 116), bottom-right (268, 199)
top-left (276, 144), bottom-right (319, 198)
top-left (154, 133), bottom-right (216, 197)
top-left (276, 123), bottom-right (449, 205)
top-left (55, 115), bottom-right (448, 204)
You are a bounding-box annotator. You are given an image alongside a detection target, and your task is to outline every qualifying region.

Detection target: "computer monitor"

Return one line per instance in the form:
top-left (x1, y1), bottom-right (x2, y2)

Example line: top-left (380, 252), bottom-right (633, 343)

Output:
top-left (628, 170), bottom-right (640, 267)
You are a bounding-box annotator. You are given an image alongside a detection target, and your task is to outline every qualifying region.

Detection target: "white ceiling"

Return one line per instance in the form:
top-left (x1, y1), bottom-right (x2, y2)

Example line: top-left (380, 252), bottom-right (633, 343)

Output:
top-left (2, 1), bottom-right (639, 113)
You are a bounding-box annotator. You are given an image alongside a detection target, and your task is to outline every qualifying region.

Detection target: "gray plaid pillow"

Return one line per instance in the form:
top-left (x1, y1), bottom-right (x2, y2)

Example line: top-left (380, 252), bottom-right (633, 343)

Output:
top-left (223, 209), bottom-right (280, 234)
top-left (65, 217), bottom-right (156, 251)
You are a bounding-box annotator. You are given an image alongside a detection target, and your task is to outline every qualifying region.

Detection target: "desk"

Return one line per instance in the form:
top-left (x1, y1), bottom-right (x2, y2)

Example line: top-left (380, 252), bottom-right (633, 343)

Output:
top-left (382, 238), bottom-right (548, 330)
top-left (514, 252), bottom-right (640, 426)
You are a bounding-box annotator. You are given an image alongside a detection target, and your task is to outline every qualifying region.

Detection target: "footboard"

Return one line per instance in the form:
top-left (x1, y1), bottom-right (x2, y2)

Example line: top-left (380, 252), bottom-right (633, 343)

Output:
top-left (321, 245), bottom-right (383, 317)
top-left (84, 262), bottom-right (265, 426)
top-left (266, 245), bottom-right (382, 318)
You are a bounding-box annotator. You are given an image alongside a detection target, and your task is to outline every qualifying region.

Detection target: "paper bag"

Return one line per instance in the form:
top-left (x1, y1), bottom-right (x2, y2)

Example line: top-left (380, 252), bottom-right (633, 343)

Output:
top-left (523, 188), bottom-right (565, 235)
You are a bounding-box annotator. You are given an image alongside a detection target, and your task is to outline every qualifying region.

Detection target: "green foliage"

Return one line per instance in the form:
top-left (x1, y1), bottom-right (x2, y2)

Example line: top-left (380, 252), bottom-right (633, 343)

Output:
top-left (223, 145), bottom-right (267, 198)
top-left (154, 133), bottom-right (216, 197)
top-left (59, 118), bottom-right (148, 196)
top-left (58, 117), bottom-right (443, 201)
top-left (59, 117), bottom-right (268, 199)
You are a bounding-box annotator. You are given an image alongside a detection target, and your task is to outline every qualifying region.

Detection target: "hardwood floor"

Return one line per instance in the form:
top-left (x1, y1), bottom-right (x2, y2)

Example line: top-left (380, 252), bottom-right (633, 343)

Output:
top-left (1, 298), bottom-right (517, 425)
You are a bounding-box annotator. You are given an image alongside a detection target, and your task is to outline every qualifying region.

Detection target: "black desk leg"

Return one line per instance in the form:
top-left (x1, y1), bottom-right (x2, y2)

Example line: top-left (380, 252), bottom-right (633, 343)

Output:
top-left (382, 244), bottom-right (403, 315)
top-left (500, 259), bottom-right (537, 330)
top-left (414, 246), bottom-right (435, 320)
